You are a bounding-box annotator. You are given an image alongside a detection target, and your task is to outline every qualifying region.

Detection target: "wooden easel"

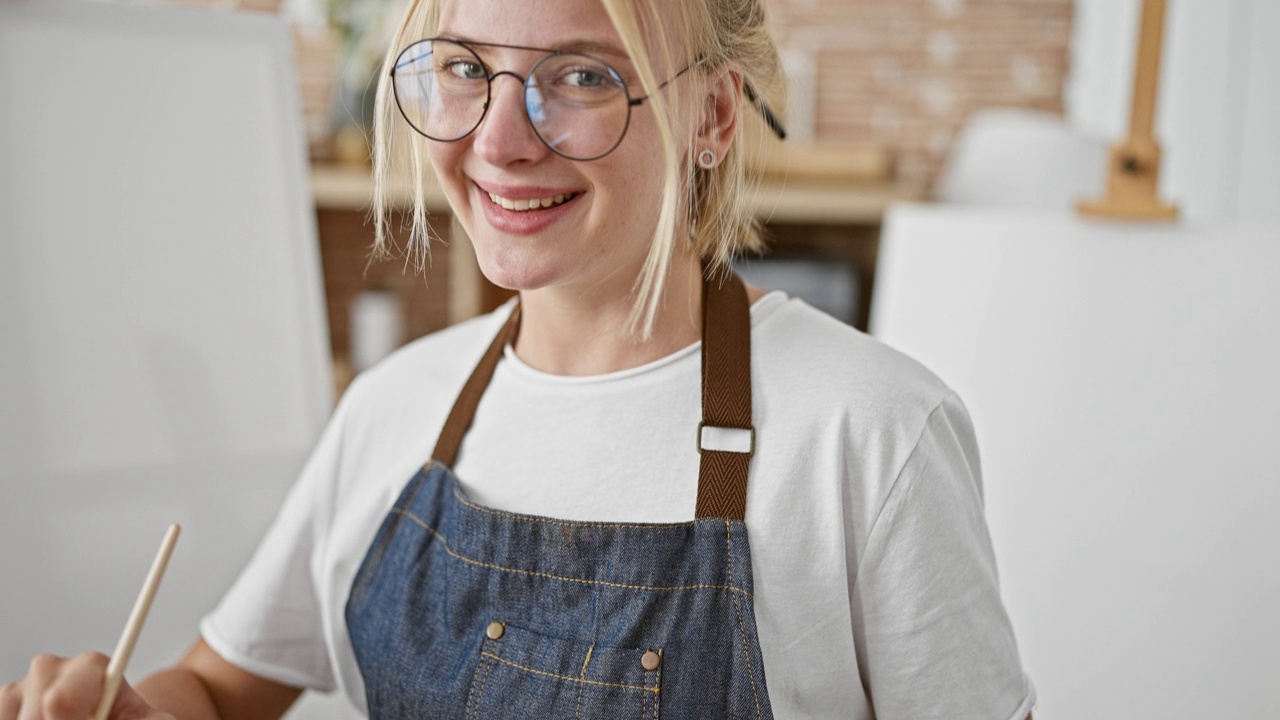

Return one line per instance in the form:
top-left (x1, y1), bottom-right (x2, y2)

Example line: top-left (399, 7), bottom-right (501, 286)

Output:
top-left (1078, 0), bottom-right (1179, 221)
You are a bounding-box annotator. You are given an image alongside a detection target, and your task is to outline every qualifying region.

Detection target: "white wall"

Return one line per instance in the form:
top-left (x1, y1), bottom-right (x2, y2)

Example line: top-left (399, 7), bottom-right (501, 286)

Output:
top-left (1068, 0), bottom-right (1278, 221)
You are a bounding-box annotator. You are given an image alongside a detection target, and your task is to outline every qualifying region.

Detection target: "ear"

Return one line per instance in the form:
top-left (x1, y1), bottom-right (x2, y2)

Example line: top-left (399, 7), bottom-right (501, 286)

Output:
top-left (694, 67), bottom-right (743, 166)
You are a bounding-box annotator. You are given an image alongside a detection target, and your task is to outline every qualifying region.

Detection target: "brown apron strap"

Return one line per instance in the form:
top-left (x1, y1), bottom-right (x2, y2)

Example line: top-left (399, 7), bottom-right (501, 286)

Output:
top-left (431, 303), bottom-right (521, 468)
top-left (694, 268), bottom-right (754, 520)
top-left (430, 269), bottom-right (754, 520)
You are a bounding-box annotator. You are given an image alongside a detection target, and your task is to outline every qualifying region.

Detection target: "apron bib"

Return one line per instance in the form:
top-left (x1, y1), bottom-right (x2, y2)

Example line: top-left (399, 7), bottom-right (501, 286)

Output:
top-left (346, 271), bottom-right (775, 719)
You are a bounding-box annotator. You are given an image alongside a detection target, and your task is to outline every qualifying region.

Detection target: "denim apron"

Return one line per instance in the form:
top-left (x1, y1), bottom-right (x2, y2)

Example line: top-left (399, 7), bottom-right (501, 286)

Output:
top-left (346, 271), bottom-right (775, 718)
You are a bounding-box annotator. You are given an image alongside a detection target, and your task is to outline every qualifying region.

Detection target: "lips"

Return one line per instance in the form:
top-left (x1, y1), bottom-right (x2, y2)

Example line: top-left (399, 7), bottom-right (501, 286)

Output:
top-left (486, 191), bottom-right (579, 212)
top-left (472, 181), bottom-right (585, 235)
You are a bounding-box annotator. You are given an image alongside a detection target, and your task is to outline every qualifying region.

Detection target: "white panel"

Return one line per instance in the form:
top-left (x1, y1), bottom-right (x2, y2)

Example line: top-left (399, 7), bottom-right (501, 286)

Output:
top-left (1067, 0), bottom-right (1267, 222)
top-left (872, 205), bottom-right (1280, 719)
top-left (1237, 0), bottom-right (1280, 218)
top-left (0, 8), bottom-right (326, 473)
top-left (1065, 0), bottom-right (1141, 140)
top-left (1158, 0), bottom-right (1246, 221)
top-left (0, 3), bottom-right (347, 717)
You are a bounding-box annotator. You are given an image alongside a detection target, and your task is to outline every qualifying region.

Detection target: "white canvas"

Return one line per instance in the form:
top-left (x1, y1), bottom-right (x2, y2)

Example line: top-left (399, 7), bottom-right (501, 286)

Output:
top-left (872, 204), bottom-right (1280, 719)
top-left (0, 2), bottom-right (344, 716)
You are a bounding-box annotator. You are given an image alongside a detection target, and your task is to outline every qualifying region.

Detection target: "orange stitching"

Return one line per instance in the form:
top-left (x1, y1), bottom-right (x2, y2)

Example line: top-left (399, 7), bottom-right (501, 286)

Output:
top-left (390, 509), bottom-right (754, 598)
top-left (653, 673), bottom-right (660, 720)
top-left (463, 647), bottom-right (484, 720)
top-left (575, 644), bottom-right (594, 720)
top-left (349, 474), bottom-right (432, 606)
top-left (468, 644), bottom-right (497, 720)
top-left (649, 651), bottom-right (664, 720)
top-left (641, 670), bottom-right (647, 720)
top-left (452, 485), bottom-right (745, 531)
top-left (474, 653), bottom-right (496, 720)
top-left (726, 521), bottom-right (765, 719)
top-left (479, 652), bottom-right (658, 693)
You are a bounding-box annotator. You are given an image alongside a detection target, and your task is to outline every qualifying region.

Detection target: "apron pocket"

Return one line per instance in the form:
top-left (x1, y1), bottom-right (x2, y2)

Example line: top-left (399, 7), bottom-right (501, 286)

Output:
top-left (465, 622), bottom-right (663, 720)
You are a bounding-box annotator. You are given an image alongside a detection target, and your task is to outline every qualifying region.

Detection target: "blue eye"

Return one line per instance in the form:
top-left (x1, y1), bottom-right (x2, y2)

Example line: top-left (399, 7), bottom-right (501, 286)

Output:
top-left (564, 69), bottom-right (608, 88)
top-left (443, 59), bottom-right (487, 80)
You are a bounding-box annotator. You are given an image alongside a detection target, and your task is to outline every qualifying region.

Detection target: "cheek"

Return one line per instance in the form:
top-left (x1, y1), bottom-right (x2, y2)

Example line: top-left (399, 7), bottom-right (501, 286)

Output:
top-left (426, 139), bottom-right (462, 177)
top-left (620, 133), bottom-right (676, 215)
top-left (594, 151), bottom-right (667, 247)
top-left (426, 143), bottom-right (471, 206)
top-left (615, 124), bottom-right (668, 195)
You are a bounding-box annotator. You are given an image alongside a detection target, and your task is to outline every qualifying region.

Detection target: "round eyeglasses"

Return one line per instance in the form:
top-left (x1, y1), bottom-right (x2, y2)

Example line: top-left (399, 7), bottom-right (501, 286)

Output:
top-left (390, 38), bottom-right (787, 162)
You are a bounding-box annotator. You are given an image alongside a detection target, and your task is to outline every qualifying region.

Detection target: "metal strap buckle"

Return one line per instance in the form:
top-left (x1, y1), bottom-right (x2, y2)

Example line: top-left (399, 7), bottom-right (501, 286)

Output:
top-left (697, 422), bottom-right (756, 455)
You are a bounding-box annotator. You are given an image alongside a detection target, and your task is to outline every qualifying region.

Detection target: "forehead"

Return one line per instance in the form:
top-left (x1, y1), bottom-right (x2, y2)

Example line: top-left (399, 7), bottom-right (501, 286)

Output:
top-left (436, 0), bottom-right (622, 53)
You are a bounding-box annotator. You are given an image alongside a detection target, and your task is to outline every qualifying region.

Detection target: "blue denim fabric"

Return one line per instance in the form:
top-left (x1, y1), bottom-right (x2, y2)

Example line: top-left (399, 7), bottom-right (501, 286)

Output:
top-left (346, 462), bottom-right (776, 718)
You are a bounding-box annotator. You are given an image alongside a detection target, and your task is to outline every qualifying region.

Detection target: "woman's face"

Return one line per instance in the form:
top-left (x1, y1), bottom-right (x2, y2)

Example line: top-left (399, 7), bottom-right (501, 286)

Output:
top-left (429, 0), bottom-right (683, 297)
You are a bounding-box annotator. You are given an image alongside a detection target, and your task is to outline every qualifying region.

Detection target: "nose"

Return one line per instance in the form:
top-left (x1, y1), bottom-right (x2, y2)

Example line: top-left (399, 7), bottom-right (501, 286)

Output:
top-left (471, 71), bottom-right (549, 167)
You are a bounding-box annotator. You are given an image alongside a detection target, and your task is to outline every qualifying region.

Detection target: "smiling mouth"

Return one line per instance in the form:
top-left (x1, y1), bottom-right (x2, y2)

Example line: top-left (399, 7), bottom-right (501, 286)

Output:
top-left (486, 191), bottom-right (580, 212)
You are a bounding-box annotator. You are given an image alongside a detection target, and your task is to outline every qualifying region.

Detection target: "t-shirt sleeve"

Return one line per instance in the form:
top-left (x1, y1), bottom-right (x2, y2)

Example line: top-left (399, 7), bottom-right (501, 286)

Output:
top-left (198, 393), bottom-right (351, 692)
top-left (849, 393), bottom-right (1035, 720)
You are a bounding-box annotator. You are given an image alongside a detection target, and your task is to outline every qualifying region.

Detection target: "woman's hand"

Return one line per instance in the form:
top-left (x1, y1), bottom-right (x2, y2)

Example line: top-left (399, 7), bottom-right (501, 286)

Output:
top-left (0, 653), bottom-right (174, 720)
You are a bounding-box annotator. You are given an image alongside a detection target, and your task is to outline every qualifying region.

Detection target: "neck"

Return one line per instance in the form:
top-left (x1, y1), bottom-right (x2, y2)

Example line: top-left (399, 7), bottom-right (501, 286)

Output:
top-left (513, 253), bottom-right (704, 376)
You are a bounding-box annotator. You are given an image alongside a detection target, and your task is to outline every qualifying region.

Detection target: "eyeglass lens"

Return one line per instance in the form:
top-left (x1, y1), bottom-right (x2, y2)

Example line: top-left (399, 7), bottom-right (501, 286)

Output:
top-left (392, 39), bottom-right (634, 161)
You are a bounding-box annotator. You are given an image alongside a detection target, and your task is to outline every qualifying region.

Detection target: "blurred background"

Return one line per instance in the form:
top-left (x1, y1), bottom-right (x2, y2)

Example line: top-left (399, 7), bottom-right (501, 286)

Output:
top-left (90, 0), bottom-right (1087, 384)
top-left (76, 0), bottom-right (1274, 391)
top-left (2, 0), bottom-right (1277, 718)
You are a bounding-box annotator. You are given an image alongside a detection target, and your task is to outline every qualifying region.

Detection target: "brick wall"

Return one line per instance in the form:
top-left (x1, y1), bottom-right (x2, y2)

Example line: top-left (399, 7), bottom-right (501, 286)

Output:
top-left (765, 0), bottom-right (1073, 186)
top-left (316, 210), bottom-right (452, 363)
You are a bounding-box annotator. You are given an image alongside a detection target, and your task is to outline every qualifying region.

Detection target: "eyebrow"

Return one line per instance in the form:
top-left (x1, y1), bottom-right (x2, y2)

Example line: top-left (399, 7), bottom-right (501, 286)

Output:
top-left (557, 40), bottom-right (631, 62)
top-left (442, 35), bottom-right (633, 63)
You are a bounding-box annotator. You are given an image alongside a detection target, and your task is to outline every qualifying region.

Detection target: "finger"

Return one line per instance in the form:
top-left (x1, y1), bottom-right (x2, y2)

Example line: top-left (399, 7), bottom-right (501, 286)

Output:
top-left (101, 679), bottom-right (157, 720)
top-left (1, 682), bottom-right (23, 720)
top-left (41, 653), bottom-right (108, 720)
top-left (24, 656), bottom-right (61, 689)
top-left (18, 684), bottom-right (41, 720)
top-left (19, 655), bottom-right (64, 720)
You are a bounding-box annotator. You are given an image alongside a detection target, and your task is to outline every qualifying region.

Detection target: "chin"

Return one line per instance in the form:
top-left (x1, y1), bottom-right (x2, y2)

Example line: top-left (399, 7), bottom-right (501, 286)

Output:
top-left (473, 248), bottom-right (571, 293)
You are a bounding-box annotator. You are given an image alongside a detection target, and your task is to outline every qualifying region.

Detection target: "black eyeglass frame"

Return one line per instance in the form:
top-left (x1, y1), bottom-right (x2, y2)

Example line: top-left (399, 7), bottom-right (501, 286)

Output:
top-left (389, 37), bottom-right (787, 162)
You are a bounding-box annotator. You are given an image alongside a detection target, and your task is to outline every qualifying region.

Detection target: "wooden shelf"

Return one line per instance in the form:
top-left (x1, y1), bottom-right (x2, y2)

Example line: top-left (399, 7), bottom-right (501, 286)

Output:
top-left (310, 163), bottom-right (923, 226)
top-left (311, 156), bottom-right (922, 356)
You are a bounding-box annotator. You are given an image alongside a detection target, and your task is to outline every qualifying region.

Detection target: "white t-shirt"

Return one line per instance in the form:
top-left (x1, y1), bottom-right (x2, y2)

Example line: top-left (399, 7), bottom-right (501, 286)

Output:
top-left (201, 292), bottom-right (1036, 720)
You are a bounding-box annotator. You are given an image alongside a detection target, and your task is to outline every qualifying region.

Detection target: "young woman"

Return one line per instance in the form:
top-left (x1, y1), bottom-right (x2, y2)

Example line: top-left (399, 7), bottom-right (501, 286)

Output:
top-left (1, 0), bottom-right (1035, 717)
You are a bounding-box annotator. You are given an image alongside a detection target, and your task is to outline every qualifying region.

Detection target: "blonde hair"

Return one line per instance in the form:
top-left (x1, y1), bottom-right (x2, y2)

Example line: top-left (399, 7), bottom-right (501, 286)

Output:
top-left (370, 0), bottom-right (783, 336)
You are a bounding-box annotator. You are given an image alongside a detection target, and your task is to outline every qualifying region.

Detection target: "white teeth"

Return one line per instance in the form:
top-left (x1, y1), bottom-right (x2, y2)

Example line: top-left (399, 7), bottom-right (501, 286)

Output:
top-left (487, 191), bottom-right (573, 212)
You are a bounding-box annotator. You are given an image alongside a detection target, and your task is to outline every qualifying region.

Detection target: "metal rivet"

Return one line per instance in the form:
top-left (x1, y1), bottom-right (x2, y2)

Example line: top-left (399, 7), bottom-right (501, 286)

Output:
top-left (486, 621), bottom-right (505, 640)
top-left (641, 650), bottom-right (661, 671)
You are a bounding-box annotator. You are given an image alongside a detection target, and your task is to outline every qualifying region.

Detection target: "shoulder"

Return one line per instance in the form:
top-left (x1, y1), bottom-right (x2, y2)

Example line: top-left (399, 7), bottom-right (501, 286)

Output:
top-left (751, 295), bottom-right (958, 433)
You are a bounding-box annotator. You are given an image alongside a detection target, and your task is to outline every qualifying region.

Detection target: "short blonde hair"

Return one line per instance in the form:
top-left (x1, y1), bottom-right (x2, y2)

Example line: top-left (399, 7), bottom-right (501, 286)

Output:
top-left (370, 0), bottom-right (783, 336)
